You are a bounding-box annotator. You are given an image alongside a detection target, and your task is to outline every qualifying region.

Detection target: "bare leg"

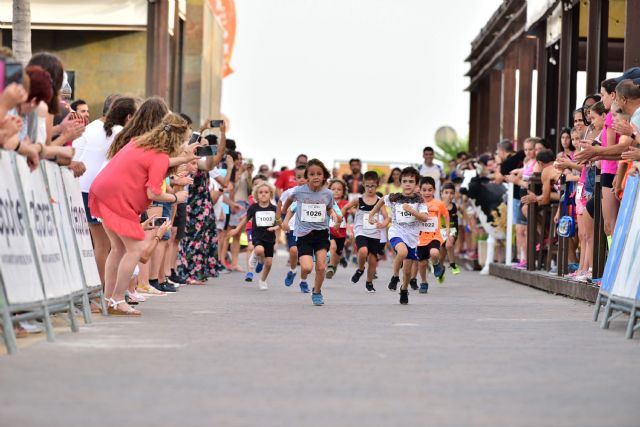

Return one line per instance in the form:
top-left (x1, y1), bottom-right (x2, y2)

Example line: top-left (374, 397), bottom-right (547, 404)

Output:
top-left (313, 249), bottom-right (328, 293)
top-left (418, 260), bottom-right (428, 282)
top-left (102, 227), bottom-right (125, 299)
top-left (329, 240), bottom-right (340, 269)
top-left (289, 246), bottom-right (298, 270)
top-left (230, 234), bottom-right (241, 270)
top-left (261, 257), bottom-right (273, 282)
top-left (357, 247), bottom-right (368, 272)
top-left (601, 190), bottom-right (619, 237)
top-left (89, 223), bottom-right (110, 285)
top-left (366, 253), bottom-right (377, 282)
top-left (393, 243), bottom-right (408, 285)
top-left (402, 259), bottom-right (414, 291)
top-left (299, 255), bottom-right (313, 281)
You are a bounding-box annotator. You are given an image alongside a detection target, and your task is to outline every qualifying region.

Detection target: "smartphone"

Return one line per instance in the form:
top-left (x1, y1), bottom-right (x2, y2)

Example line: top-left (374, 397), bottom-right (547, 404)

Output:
top-left (188, 131), bottom-right (201, 145)
top-left (196, 145), bottom-right (217, 157)
top-left (153, 217), bottom-right (169, 227)
top-left (204, 134), bottom-right (218, 145)
top-left (210, 120), bottom-right (223, 128)
top-left (0, 57), bottom-right (24, 92)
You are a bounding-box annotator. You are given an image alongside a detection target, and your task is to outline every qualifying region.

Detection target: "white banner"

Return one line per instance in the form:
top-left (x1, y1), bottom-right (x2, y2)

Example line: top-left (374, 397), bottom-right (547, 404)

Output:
top-left (15, 156), bottom-right (73, 300)
top-left (42, 162), bottom-right (84, 293)
top-left (60, 168), bottom-right (101, 288)
top-left (0, 151), bottom-right (44, 304)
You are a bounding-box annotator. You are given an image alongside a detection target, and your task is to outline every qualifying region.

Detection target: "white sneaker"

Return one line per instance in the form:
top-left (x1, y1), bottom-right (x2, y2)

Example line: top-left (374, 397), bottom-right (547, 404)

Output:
top-left (258, 280), bottom-right (268, 291)
top-left (19, 320), bottom-right (44, 334)
top-left (248, 251), bottom-right (257, 270)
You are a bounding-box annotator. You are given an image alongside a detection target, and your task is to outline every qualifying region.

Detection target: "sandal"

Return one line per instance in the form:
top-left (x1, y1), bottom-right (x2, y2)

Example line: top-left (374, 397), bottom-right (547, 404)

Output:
top-left (107, 299), bottom-right (141, 316)
top-left (188, 279), bottom-right (206, 285)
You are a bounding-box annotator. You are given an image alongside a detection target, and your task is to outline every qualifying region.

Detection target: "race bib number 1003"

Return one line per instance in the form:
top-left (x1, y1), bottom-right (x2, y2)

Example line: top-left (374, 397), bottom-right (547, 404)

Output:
top-left (301, 203), bottom-right (326, 223)
top-left (255, 211), bottom-right (276, 227)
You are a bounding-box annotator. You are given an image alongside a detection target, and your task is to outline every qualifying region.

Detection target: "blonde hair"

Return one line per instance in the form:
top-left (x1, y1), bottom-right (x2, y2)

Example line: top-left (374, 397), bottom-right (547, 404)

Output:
top-left (252, 181), bottom-right (275, 200)
top-left (135, 112), bottom-right (188, 158)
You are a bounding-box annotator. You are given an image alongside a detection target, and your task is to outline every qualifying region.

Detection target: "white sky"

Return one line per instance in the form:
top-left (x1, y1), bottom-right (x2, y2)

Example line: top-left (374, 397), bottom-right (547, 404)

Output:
top-left (221, 0), bottom-right (503, 169)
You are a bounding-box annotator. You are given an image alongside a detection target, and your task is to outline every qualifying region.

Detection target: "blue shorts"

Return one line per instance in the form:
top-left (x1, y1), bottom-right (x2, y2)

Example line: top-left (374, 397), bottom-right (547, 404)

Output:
top-left (286, 231), bottom-right (297, 248)
top-left (390, 237), bottom-right (418, 261)
top-left (513, 199), bottom-right (527, 226)
top-left (82, 192), bottom-right (100, 225)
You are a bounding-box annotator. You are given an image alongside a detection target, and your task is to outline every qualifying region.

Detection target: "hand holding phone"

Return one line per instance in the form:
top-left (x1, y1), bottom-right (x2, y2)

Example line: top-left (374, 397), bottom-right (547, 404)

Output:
top-left (153, 217), bottom-right (169, 227)
top-left (210, 120), bottom-right (223, 128)
top-left (188, 132), bottom-right (201, 145)
top-left (195, 145), bottom-right (217, 157)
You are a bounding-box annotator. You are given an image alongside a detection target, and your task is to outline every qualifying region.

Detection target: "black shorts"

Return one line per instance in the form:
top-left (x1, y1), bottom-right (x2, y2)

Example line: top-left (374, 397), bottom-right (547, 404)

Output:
top-left (355, 235), bottom-right (381, 255)
top-left (601, 173), bottom-right (615, 188)
top-left (331, 236), bottom-right (346, 255)
top-left (297, 229), bottom-right (330, 258)
top-left (174, 203), bottom-right (187, 240)
top-left (253, 239), bottom-right (275, 258)
top-left (418, 240), bottom-right (441, 261)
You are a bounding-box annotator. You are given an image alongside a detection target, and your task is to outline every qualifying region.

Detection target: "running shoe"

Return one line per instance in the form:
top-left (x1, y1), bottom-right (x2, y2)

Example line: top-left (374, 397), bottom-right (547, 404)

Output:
top-left (388, 275), bottom-right (399, 291)
top-left (351, 269), bottom-right (364, 284)
top-left (299, 281), bottom-right (310, 293)
top-left (129, 291), bottom-right (146, 303)
top-left (167, 273), bottom-right (187, 286)
top-left (284, 271), bottom-right (296, 287)
top-left (419, 282), bottom-right (429, 294)
top-left (450, 263), bottom-right (461, 275)
top-left (434, 263), bottom-right (445, 279)
top-left (255, 262), bottom-right (264, 273)
top-left (245, 272), bottom-right (254, 282)
top-left (160, 281), bottom-right (178, 293)
top-left (258, 280), bottom-right (269, 291)
top-left (399, 289), bottom-right (409, 305)
top-left (311, 292), bottom-right (324, 305)
top-left (150, 280), bottom-right (164, 292)
top-left (326, 265), bottom-right (336, 279)
top-left (409, 278), bottom-right (418, 290)
top-left (339, 256), bottom-right (348, 268)
top-left (365, 282), bottom-right (376, 293)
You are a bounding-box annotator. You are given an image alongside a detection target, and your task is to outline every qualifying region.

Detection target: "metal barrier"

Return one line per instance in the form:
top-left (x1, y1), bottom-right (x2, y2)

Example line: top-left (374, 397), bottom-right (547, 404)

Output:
top-left (595, 174), bottom-right (640, 338)
top-left (0, 150), bottom-right (105, 354)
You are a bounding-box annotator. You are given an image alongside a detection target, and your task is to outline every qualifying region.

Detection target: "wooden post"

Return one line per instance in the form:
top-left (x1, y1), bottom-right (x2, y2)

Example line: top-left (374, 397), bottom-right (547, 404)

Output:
top-left (624, 0), bottom-right (640, 69)
top-left (592, 171), bottom-right (608, 279)
top-left (586, 0), bottom-right (609, 95)
top-left (526, 172), bottom-right (542, 271)
top-left (470, 89), bottom-right (480, 155)
top-left (488, 69), bottom-right (502, 148)
top-left (146, 0), bottom-right (170, 98)
top-left (501, 49), bottom-right (517, 141)
top-left (534, 26), bottom-right (548, 138)
top-left (517, 37), bottom-right (536, 143)
top-left (556, 2), bottom-right (580, 152)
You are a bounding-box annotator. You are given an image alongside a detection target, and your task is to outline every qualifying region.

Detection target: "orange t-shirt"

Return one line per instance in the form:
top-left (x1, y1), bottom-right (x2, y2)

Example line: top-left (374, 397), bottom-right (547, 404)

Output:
top-left (418, 199), bottom-right (449, 246)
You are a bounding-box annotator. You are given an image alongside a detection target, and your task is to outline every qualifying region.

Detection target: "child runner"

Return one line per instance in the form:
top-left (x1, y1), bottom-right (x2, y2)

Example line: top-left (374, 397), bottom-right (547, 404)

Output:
top-left (440, 181), bottom-right (460, 275)
top-left (341, 171), bottom-right (389, 292)
top-left (416, 176), bottom-right (449, 293)
top-left (369, 167), bottom-right (427, 304)
top-left (243, 175), bottom-right (268, 282)
top-left (280, 159), bottom-right (338, 306)
top-left (326, 179), bottom-right (349, 279)
top-left (277, 165), bottom-right (307, 286)
top-left (230, 182), bottom-right (278, 290)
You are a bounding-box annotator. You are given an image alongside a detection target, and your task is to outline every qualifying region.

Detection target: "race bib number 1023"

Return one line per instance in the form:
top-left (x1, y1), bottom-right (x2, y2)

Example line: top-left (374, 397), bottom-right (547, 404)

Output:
top-left (301, 203), bottom-right (326, 223)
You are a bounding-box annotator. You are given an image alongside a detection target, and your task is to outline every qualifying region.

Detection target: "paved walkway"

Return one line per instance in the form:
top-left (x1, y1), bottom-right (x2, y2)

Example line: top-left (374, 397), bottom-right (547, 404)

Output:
top-left (1, 256), bottom-right (639, 427)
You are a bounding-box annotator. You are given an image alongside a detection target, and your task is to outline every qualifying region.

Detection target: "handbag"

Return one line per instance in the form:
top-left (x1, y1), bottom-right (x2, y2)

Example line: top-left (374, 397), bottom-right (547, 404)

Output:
top-left (557, 181), bottom-right (576, 238)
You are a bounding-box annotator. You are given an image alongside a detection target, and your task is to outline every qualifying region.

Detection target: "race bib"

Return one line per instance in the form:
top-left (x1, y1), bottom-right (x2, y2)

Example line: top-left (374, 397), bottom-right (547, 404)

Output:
top-left (363, 216), bottom-right (378, 230)
top-left (255, 211), bottom-right (276, 227)
top-left (420, 216), bottom-right (437, 232)
top-left (576, 183), bottom-right (584, 201)
top-left (395, 204), bottom-right (416, 224)
top-left (301, 203), bottom-right (326, 223)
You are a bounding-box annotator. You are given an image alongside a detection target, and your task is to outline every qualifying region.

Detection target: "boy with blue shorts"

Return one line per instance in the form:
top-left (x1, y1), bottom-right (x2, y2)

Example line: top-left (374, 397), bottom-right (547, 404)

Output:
top-left (369, 167), bottom-right (427, 305)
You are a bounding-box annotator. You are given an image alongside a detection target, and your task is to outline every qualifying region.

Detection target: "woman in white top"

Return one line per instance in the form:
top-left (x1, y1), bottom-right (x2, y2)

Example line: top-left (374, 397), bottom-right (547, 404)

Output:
top-left (74, 96), bottom-right (138, 285)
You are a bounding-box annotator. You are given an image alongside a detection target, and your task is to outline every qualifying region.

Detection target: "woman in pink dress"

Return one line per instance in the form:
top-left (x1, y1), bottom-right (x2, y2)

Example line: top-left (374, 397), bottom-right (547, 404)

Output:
top-left (89, 113), bottom-right (192, 315)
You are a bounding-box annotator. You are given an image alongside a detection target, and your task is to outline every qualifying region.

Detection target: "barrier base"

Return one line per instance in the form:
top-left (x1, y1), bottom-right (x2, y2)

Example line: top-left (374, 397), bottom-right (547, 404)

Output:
top-left (489, 263), bottom-right (599, 302)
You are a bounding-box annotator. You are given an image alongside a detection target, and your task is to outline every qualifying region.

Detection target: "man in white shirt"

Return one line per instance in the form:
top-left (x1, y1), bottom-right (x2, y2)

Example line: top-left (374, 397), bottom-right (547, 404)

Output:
top-left (418, 146), bottom-right (445, 198)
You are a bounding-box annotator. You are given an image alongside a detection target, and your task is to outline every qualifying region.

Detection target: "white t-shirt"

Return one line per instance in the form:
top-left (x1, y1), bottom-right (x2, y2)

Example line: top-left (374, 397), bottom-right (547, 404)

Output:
top-left (75, 121), bottom-right (123, 193)
top-left (418, 163), bottom-right (445, 199)
top-left (384, 194), bottom-right (425, 248)
top-left (280, 187), bottom-right (297, 230)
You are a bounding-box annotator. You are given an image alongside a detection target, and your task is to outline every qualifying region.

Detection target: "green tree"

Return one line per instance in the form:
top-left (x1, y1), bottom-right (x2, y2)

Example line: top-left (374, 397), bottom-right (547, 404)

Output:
top-left (433, 126), bottom-right (468, 172)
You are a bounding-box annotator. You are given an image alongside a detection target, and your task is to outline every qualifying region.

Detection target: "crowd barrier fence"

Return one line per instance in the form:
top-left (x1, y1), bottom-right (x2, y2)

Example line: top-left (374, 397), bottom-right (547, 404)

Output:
top-left (595, 174), bottom-right (640, 338)
top-left (0, 149), bottom-right (105, 354)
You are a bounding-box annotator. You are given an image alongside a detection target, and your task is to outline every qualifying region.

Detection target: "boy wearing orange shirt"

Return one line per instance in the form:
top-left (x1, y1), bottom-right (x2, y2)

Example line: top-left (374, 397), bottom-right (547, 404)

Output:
top-left (416, 176), bottom-right (449, 293)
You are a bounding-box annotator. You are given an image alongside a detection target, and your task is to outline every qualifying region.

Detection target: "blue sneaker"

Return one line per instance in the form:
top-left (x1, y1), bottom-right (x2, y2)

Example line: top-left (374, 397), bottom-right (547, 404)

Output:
top-left (284, 271), bottom-right (296, 287)
top-left (419, 282), bottom-right (429, 294)
top-left (300, 281), bottom-right (310, 293)
top-left (434, 262), bottom-right (445, 279)
top-left (245, 272), bottom-right (254, 282)
top-left (312, 292), bottom-right (324, 305)
top-left (255, 262), bottom-right (264, 273)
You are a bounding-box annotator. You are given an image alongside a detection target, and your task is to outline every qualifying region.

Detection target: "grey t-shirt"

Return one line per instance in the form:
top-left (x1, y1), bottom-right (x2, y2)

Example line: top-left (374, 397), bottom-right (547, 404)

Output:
top-left (290, 184), bottom-right (334, 237)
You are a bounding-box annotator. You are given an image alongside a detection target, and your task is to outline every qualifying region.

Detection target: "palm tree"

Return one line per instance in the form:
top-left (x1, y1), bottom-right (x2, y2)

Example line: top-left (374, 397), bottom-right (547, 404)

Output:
top-left (12, 0), bottom-right (31, 65)
top-left (433, 126), bottom-right (468, 172)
